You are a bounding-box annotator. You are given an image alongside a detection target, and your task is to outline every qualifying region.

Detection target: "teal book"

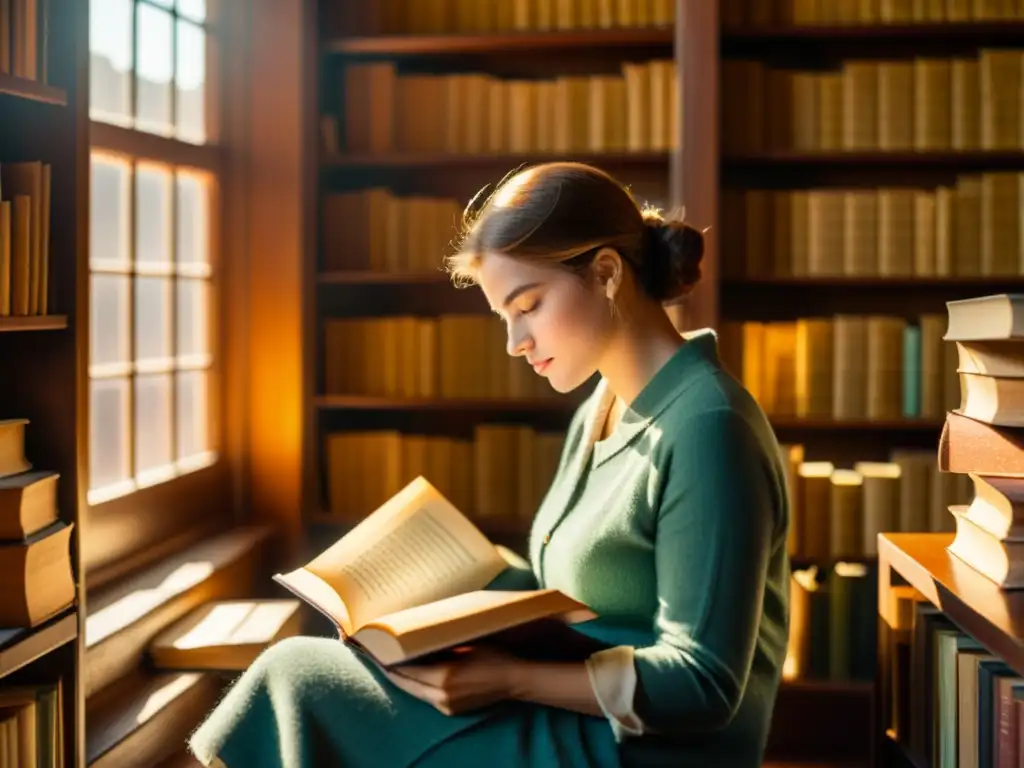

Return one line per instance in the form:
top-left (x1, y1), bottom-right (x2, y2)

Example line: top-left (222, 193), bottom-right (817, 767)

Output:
top-left (902, 324), bottom-right (921, 418)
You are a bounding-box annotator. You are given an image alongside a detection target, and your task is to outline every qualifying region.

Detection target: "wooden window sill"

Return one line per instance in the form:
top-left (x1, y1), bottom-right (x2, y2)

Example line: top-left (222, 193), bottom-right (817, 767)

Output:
top-left (84, 525), bottom-right (271, 700)
top-left (86, 668), bottom-right (223, 768)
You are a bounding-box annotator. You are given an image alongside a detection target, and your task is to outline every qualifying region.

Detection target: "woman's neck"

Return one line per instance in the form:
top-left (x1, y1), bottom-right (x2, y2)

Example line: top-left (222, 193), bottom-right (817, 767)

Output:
top-left (597, 307), bottom-right (685, 407)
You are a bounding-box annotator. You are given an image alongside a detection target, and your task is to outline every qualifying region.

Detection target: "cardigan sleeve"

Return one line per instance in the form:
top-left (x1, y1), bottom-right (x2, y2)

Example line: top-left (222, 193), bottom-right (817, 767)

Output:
top-left (585, 645), bottom-right (646, 741)
top-left (631, 406), bottom-right (779, 733)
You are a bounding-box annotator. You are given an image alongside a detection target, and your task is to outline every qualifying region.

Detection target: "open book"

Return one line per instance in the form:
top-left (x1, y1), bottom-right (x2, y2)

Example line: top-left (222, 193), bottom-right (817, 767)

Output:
top-left (273, 477), bottom-right (599, 667)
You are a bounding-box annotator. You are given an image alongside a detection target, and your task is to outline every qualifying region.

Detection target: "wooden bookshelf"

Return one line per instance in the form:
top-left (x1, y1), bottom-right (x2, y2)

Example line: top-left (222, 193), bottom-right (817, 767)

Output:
top-left (0, 0), bottom-right (88, 764)
top-left (317, 270), bottom-right (449, 285)
top-left (722, 21), bottom-right (1024, 44)
top-left (0, 611), bottom-right (78, 679)
top-left (879, 533), bottom-right (1024, 676)
top-left (309, 1), bottom-right (690, 526)
top-left (327, 28), bottom-right (674, 56)
top-left (875, 533), bottom-right (1024, 766)
top-left (0, 72), bottom-right (68, 105)
top-left (321, 151), bottom-right (671, 170)
top-left (723, 150), bottom-right (1024, 171)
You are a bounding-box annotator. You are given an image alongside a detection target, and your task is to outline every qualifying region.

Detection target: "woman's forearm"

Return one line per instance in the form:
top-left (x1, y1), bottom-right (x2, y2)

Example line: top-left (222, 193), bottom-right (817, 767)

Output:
top-left (506, 660), bottom-right (606, 718)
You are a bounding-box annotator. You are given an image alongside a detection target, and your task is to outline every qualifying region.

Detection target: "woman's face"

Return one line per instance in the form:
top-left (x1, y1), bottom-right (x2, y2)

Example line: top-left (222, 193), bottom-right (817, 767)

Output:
top-left (476, 252), bottom-right (615, 394)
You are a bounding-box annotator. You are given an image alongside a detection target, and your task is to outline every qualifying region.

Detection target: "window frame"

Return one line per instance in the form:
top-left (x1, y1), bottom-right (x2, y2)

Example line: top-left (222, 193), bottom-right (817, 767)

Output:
top-left (85, 0), bottom-right (234, 589)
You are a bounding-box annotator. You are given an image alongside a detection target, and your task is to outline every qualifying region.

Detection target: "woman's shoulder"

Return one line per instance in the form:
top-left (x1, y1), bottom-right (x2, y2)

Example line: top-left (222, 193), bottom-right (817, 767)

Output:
top-left (654, 364), bottom-right (779, 464)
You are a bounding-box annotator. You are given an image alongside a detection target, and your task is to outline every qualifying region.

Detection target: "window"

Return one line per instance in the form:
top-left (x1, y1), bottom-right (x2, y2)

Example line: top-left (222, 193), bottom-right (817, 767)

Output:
top-left (88, 0), bottom-right (221, 510)
top-left (90, 0), bottom-right (210, 144)
top-left (88, 157), bottom-right (215, 504)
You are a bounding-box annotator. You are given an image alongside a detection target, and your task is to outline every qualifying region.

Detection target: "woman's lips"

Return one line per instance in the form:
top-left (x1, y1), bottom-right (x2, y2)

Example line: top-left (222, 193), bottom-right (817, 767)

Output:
top-left (531, 358), bottom-right (552, 374)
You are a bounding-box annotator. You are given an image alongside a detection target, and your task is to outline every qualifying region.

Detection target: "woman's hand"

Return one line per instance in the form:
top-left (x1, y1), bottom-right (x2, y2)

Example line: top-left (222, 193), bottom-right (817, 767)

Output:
top-left (384, 645), bottom-right (522, 716)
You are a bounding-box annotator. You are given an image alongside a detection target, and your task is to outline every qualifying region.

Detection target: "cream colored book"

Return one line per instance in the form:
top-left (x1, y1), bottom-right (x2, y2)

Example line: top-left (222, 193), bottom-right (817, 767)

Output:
top-left (273, 477), bottom-right (597, 667)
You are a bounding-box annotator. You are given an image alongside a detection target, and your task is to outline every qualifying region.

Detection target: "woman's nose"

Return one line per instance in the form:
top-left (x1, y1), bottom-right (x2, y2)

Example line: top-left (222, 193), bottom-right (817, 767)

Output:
top-left (507, 325), bottom-right (533, 358)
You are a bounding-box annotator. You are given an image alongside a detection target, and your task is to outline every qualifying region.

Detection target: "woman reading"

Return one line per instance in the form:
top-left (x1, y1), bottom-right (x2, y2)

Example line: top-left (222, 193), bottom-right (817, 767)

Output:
top-left (189, 161), bottom-right (791, 768)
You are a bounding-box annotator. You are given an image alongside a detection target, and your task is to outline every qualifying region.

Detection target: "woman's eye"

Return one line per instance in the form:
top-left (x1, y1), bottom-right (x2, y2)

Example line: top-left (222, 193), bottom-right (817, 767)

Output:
top-left (520, 301), bottom-right (539, 316)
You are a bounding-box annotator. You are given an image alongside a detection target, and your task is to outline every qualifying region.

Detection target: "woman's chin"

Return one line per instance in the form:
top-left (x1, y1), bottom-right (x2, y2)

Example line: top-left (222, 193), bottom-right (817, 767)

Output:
top-left (546, 369), bottom-right (592, 395)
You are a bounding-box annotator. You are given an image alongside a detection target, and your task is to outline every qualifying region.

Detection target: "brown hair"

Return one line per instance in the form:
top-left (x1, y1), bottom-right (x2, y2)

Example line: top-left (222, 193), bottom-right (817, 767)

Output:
top-left (446, 162), bottom-right (704, 303)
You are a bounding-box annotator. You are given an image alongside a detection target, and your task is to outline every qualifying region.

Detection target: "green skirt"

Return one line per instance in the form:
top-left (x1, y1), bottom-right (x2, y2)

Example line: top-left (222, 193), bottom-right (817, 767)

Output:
top-left (188, 636), bottom-right (621, 768)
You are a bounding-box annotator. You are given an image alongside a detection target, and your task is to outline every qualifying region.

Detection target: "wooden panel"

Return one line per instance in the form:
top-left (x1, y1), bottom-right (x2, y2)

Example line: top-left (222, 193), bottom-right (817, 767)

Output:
top-left (673, 0), bottom-right (719, 332)
top-left (90, 122), bottom-right (224, 173)
top-left (244, 0), bottom-right (313, 557)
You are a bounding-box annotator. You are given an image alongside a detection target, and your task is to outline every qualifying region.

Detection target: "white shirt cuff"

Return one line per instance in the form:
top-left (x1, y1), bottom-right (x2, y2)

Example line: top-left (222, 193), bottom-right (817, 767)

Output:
top-left (585, 644), bottom-right (647, 741)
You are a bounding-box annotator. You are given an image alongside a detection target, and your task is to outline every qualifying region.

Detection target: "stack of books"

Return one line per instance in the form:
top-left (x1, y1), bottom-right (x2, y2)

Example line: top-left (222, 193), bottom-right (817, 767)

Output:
top-left (0, 419), bottom-right (74, 627)
top-left (939, 294), bottom-right (1024, 588)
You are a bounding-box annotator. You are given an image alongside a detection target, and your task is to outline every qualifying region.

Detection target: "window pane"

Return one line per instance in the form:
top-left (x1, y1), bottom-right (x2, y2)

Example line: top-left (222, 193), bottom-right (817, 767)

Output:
top-left (177, 0), bottom-right (206, 21)
top-left (148, 0), bottom-right (175, 7)
top-left (90, 377), bottom-right (131, 490)
top-left (90, 275), bottom-right (130, 368)
top-left (176, 369), bottom-right (208, 460)
top-left (176, 172), bottom-right (210, 268)
top-left (136, 277), bottom-right (171, 362)
top-left (90, 156), bottom-right (131, 268)
top-left (135, 373), bottom-right (173, 475)
top-left (136, 164), bottom-right (172, 266)
top-left (177, 278), bottom-right (208, 358)
top-left (136, 4), bottom-right (174, 135)
top-left (176, 20), bottom-right (207, 144)
top-left (90, 0), bottom-right (133, 125)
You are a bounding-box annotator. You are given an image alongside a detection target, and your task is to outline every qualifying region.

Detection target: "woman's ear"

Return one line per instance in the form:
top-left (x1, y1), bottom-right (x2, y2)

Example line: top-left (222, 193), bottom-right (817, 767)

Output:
top-left (590, 247), bottom-right (623, 301)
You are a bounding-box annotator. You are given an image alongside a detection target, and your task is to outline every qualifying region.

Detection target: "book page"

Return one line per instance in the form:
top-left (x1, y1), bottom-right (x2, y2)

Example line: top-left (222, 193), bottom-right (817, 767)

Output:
top-left (304, 477), bottom-right (508, 631)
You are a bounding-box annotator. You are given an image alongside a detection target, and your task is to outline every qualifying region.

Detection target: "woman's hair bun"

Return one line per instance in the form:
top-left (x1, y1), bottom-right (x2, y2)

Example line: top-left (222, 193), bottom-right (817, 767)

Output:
top-left (638, 212), bottom-right (705, 302)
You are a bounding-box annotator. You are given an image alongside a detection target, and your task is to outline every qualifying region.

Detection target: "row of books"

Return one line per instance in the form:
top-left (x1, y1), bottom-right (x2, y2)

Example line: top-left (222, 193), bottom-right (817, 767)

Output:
top-left (722, 175), bottom-right (1024, 279)
top-left (321, 190), bottom-right (460, 274)
top-left (324, 316), bottom-right (560, 400)
top-left (324, 428), bottom-right (565, 525)
top-left (723, 0), bottom-right (1024, 25)
top-left (785, 562), bottom-right (876, 683)
top-left (353, 0), bottom-right (675, 34)
top-left (337, 60), bottom-right (677, 156)
top-left (0, 680), bottom-right (64, 767)
top-left (782, 446), bottom-right (969, 561)
top-left (1, 161), bottom-right (52, 316)
top-left (0, 419), bottom-right (74, 629)
top-left (719, 315), bottom-right (959, 421)
top-left (894, 595), bottom-right (1022, 767)
top-left (723, 52), bottom-right (1024, 154)
top-left (0, 0), bottom-right (42, 81)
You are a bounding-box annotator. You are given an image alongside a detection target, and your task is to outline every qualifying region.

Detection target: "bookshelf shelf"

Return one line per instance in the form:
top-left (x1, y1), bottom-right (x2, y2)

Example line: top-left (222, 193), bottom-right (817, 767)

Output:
top-left (314, 395), bottom-right (574, 413)
top-left (722, 21), bottom-right (1024, 45)
top-left (318, 271), bottom-right (448, 286)
top-left (0, 611), bottom-right (79, 680)
top-left (322, 151), bottom-right (671, 171)
top-left (723, 150), bottom-right (1024, 172)
top-left (724, 277), bottom-right (1024, 288)
top-left (720, 277), bottom-right (1018, 321)
top-left (879, 533), bottom-right (1024, 678)
top-left (0, 315), bottom-right (69, 332)
top-left (325, 28), bottom-right (674, 57)
top-left (0, 73), bottom-right (68, 106)
top-left (770, 418), bottom-right (941, 432)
